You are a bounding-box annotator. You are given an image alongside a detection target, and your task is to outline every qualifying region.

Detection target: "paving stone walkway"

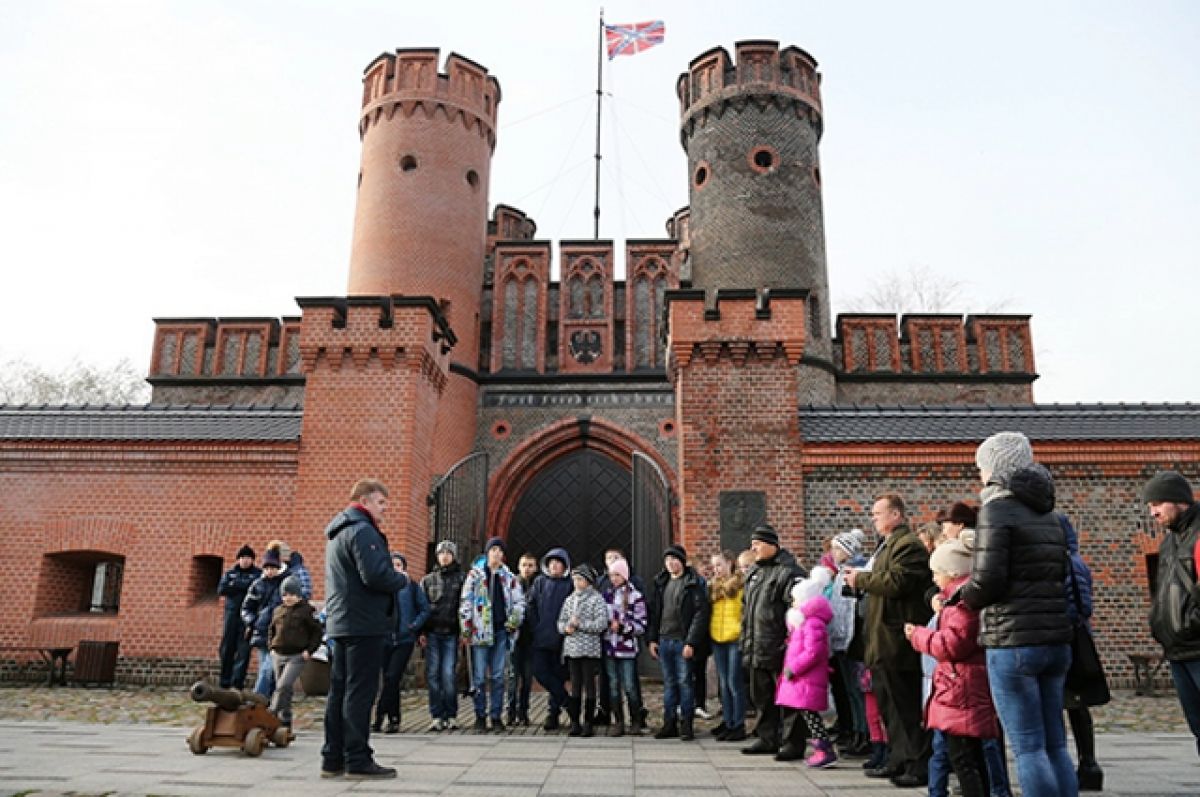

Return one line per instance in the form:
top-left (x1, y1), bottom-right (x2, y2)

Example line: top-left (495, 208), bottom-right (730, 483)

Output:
top-left (0, 719), bottom-right (1197, 796)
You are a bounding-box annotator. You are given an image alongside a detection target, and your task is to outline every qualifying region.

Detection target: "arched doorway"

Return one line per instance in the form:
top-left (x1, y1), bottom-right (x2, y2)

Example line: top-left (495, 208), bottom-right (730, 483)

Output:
top-left (506, 449), bottom-right (632, 570)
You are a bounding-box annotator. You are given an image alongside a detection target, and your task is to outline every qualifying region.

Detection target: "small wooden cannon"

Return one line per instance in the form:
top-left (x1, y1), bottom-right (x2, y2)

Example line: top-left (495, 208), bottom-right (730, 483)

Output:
top-left (186, 679), bottom-right (291, 756)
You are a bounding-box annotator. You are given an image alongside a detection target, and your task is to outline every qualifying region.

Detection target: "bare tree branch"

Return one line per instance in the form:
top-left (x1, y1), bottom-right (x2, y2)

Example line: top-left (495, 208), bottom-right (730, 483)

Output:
top-left (840, 264), bottom-right (1012, 315)
top-left (0, 358), bottom-right (150, 405)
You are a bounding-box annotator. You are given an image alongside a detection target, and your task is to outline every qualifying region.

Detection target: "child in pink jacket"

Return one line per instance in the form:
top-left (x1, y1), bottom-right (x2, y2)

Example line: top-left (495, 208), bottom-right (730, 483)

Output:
top-left (775, 566), bottom-right (837, 768)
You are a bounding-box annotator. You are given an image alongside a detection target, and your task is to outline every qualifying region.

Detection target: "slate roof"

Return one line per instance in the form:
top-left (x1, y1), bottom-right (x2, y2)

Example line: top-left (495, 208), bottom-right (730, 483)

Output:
top-left (801, 403), bottom-right (1200, 442)
top-left (0, 404), bottom-right (303, 442)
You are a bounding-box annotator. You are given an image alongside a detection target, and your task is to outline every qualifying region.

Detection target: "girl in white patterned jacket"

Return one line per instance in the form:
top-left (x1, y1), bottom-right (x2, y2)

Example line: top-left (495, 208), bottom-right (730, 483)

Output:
top-left (557, 563), bottom-right (609, 737)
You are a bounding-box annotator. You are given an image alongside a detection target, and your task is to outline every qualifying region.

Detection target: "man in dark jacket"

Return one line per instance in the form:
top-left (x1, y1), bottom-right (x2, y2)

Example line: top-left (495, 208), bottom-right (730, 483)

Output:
top-left (1144, 470), bottom-right (1200, 756)
top-left (373, 552), bottom-right (431, 734)
top-left (506, 552), bottom-right (539, 727)
top-left (845, 494), bottom-right (933, 787)
top-left (647, 543), bottom-right (710, 742)
top-left (320, 479), bottom-right (407, 780)
top-left (241, 548), bottom-right (285, 698)
top-left (739, 524), bottom-right (805, 755)
top-left (528, 547), bottom-right (573, 730)
top-left (420, 540), bottom-right (466, 731)
top-left (217, 544), bottom-right (259, 688)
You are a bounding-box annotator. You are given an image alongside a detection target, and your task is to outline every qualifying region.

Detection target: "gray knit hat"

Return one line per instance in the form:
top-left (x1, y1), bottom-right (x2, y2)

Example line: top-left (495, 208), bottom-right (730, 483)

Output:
top-left (1143, 471), bottom-right (1195, 505)
top-left (976, 431), bottom-right (1034, 486)
top-left (832, 530), bottom-right (863, 558)
top-left (929, 538), bottom-right (973, 578)
top-left (435, 540), bottom-right (458, 559)
top-left (281, 576), bottom-right (304, 597)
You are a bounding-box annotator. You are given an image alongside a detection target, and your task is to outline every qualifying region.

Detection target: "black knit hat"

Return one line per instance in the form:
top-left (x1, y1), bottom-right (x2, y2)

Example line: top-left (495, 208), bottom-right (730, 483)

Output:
top-left (572, 564), bottom-right (599, 584)
top-left (1143, 471), bottom-right (1195, 505)
top-left (484, 536), bottom-right (506, 555)
top-left (236, 545), bottom-right (255, 560)
top-left (751, 524), bottom-right (780, 546)
top-left (663, 543), bottom-right (687, 563)
top-left (261, 549), bottom-right (282, 568)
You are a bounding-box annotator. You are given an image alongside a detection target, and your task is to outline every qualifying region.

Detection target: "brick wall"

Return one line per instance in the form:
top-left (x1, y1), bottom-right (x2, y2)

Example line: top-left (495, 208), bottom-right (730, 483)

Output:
top-left (0, 437), bottom-right (298, 681)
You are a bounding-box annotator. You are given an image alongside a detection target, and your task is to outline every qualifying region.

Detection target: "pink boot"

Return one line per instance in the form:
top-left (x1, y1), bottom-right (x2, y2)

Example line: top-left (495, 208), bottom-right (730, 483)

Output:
top-left (806, 738), bottom-right (838, 769)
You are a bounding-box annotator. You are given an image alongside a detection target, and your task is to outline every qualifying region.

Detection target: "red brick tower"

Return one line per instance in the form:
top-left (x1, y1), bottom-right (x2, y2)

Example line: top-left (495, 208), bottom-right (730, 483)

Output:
top-left (347, 49), bottom-right (500, 474)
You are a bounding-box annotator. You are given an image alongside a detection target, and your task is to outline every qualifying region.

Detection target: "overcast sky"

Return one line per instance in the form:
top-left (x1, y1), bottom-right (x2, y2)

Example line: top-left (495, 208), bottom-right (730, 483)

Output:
top-left (1, 1), bottom-right (1197, 404)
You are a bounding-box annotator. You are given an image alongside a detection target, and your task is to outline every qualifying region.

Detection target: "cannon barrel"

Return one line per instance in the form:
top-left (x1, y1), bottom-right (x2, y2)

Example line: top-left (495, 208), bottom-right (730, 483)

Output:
top-left (190, 680), bottom-right (264, 711)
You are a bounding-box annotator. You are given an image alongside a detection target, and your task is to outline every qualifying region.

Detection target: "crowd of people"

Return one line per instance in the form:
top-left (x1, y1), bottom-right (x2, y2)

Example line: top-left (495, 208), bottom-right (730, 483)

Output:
top-left (215, 446), bottom-right (1200, 792)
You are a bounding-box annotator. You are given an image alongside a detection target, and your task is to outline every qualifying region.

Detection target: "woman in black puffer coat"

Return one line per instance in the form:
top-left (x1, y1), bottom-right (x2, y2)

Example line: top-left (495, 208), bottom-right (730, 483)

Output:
top-left (960, 432), bottom-right (1076, 797)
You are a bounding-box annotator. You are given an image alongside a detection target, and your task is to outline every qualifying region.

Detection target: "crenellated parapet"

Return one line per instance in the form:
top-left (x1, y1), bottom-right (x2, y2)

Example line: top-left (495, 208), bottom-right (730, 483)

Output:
top-left (359, 49), bottom-right (501, 149)
top-left (676, 40), bottom-right (822, 142)
top-left (665, 289), bottom-right (808, 376)
top-left (295, 296), bottom-right (453, 393)
top-left (836, 313), bottom-right (1036, 376)
top-left (150, 317), bottom-right (302, 379)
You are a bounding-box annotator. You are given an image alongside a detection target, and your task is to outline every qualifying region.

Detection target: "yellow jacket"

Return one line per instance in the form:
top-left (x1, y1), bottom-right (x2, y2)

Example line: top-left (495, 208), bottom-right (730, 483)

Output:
top-left (709, 573), bottom-right (744, 644)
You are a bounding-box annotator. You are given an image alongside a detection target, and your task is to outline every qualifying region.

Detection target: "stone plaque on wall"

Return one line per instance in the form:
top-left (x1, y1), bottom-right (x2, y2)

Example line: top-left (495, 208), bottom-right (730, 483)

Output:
top-left (719, 491), bottom-right (766, 552)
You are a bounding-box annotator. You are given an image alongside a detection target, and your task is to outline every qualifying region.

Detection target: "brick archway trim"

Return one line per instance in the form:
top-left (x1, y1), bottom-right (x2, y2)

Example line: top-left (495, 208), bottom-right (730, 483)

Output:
top-left (488, 418), bottom-right (676, 541)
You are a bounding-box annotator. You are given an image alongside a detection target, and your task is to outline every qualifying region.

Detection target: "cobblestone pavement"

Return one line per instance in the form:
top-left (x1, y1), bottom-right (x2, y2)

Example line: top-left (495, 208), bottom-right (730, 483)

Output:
top-left (0, 683), bottom-right (1189, 735)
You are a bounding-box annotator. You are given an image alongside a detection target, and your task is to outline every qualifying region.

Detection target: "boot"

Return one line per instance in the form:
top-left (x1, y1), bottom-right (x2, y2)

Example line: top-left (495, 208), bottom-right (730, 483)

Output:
top-left (720, 724), bottom-right (747, 742)
top-left (371, 715), bottom-right (383, 733)
top-left (680, 717), bottom-right (695, 742)
top-left (543, 711), bottom-right (560, 731)
top-left (862, 742), bottom-right (886, 770)
top-left (384, 715), bottom-right (399, 734)
top-left (568, 720), bottom-right (583, 737)
top-left (505, 707), bottom-right (517, 727)
top-left (806, 738), bottom-right (838, 769)
top-left (609, 705), bottom-right (625, 738)
top-left (630, 703), bottom-right (647, 735)
top-left (654, 721), bottom-right (679, 740)
top-left (1077, 761), bottom-right (1104, 792)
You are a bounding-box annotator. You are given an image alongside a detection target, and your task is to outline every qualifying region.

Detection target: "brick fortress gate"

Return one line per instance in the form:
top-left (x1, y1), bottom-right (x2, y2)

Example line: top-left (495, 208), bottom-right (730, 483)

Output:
top-left (1, 42), bottom-right (1197, 686)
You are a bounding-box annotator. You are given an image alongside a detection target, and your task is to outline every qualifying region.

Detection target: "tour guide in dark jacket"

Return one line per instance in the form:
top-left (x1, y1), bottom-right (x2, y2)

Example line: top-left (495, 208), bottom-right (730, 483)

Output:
top-left (321, 481), bottom-right (408, 780)
top-left (960, 432), bottom-right (1074, 797)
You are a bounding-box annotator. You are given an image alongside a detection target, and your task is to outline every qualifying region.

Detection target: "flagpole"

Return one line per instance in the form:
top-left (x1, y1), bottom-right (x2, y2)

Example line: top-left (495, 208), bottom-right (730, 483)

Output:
top-left (593, 8), bottom-right (604, 240)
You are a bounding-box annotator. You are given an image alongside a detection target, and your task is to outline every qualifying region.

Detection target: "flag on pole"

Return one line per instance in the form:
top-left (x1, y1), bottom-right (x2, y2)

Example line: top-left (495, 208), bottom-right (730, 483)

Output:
top-left (604, 20), bottom-right (665, 60)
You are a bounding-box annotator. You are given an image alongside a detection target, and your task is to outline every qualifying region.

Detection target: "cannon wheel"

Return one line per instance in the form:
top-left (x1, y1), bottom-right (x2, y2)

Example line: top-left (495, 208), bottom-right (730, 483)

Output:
top-left (187, 726), bottom-right (209, 755)
top-left (272, 726), bottom-right (291, 748)
top-left (242, 727), bottom-right (266, 757)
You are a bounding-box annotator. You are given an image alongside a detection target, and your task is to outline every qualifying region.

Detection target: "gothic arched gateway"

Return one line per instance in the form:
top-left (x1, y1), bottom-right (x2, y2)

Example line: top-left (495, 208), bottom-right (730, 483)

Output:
top-left (506, 448), bottom-right (632, 570)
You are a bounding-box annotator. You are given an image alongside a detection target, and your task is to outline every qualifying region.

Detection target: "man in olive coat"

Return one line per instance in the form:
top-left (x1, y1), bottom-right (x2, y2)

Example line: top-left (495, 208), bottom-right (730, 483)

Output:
top-left (844, 494), bottom-right (933, 787)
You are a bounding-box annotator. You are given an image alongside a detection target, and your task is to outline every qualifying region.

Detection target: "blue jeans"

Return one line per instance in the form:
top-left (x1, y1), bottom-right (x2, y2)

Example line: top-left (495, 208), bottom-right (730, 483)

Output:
top-left (983, 735), bottom-right (1014, 797)
top-left (712, 641), bottom-right (746, 728)
top-left (1169, 658), bottom-right (1200, 754)
top-left (253, 647), bottom-right (275, 697)
top-left (658, 638), bottom-right (694, 723)
top-left (425, 632), bottom-right (458, 721)
top-left (471, 633), bottom-right (509, 719)
top-left (986, 645), bottom-right (1076, 797)
top-left (929, 729), bottom-right (950, 797)
top-left (605, 656), bottom-right (643, 716)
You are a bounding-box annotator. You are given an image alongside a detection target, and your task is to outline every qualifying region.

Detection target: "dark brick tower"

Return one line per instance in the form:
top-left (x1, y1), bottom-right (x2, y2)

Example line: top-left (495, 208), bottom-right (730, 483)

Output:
top-left (676, 41), bottom-right (832, 374)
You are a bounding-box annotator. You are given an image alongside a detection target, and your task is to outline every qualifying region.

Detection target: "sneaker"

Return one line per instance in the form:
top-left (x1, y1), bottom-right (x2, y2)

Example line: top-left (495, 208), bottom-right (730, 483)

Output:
top-left (806, 742), bottom-right (838, 769)
top-left (346, 763), bottom-right (397, 780)
top-left (490, 716), bottom-right (506, 733)
top-left (543, 713), bottom-right (561, 731)
top-left (694, 706), bottom-right (712, 720)
top-left (446, 717), bottom-right (459, 730)
top-left (320, 766), bottom-right (345, 779)
top-left (427, 718), bottom-right (442, 732)
top-left (473, 716), bottom-right (488, 733)
top-left (720, 725), bottom-right (747, 742)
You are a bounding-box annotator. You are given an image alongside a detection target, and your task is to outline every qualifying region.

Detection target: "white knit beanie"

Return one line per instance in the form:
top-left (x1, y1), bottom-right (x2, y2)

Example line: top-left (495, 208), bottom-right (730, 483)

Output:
top-left (975, 431), bottom-right (1034, 486)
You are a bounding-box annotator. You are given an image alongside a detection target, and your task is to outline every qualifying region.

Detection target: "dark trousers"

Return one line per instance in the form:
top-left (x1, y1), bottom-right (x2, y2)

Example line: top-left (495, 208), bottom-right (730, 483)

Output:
top-left (375, 640), bottom-right (415, 723)
top-left (749, 666), bottom-right (783, 748)
top-left (217, 614), bottom-right (251, 689)
top-left (566, 656), bottom-right (600, 724)
top-left (532, 647), bottom-right (568, 716)
top-left (692, 645), bottom-right (711, 710)
top-left (946, 733), bottom-right (991, 797)
top-left (596, 651), bottom-right (611, 716)
top-left (829, 654), bottom-right (852, 732)
top-left (506, 641), bottom-right (534, 717)
top-left (874, 666), bottom-right (931, 776)
top-left (322, 636), bottom-right (385, 772)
